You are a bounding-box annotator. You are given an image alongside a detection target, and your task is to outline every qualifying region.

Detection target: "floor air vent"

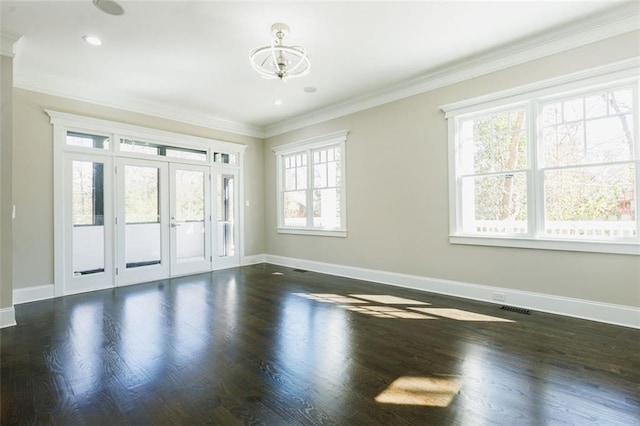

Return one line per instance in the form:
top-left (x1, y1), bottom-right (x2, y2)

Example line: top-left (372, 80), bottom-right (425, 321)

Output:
top-left (292, 269), bottom-right (308, 273)
top-left (500, 305), bottom-right (532, 315)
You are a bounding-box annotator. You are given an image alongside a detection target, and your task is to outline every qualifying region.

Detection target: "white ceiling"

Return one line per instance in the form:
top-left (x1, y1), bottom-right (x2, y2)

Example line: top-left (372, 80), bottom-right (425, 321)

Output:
top-left (1, 1), bottom-right (636, 136)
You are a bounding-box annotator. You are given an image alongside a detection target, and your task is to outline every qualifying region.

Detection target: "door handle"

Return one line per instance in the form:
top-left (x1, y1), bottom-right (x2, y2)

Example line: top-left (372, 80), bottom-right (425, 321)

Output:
top-left (171, 222), bottom-right (182, 228)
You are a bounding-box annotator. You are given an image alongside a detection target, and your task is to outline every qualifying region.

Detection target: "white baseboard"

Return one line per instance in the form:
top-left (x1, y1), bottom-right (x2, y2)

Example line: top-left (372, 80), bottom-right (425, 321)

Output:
top-left (11, 257), bottom-right (638, 329)
top-left (0, 307), bottom-right (16, 328)
top-left (13, 284), bottom-right (55, 305)
top-left (264, 254), bottom-right (640, 329)
top-left (242, 254), bottom-right (267, 266)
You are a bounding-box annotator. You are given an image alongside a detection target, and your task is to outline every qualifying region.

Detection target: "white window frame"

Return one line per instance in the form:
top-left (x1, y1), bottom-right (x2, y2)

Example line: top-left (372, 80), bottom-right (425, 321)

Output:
top-left (273, 130), bottom-right (348, 237)
top-left (441, 58), bottom-right (640, 255)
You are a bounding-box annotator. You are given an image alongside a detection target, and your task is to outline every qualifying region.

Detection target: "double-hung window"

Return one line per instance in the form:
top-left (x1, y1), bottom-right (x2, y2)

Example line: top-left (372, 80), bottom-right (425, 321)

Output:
top-left (443, 61), bottom-right (639, 255)
top-left (274, 130), bottom-right (348, 237)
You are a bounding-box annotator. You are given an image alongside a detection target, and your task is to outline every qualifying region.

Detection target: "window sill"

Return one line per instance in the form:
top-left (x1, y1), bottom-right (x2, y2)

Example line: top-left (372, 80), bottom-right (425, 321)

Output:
top-left (278, 227), bottom-right (347, 238)
top-left (450, 235), bottom-right (640, 255)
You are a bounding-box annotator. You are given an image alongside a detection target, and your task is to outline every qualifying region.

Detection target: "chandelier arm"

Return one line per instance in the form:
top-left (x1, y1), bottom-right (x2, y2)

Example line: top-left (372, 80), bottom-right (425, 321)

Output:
top-left (249, 47), bottom-right (277, 79)
top-left (284, 47), bottom-right (309, 75)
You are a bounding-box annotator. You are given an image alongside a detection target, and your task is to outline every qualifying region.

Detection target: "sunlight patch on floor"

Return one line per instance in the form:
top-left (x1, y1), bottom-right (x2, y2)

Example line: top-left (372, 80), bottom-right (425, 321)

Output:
top-left (410, 308), bottom-right (513, 322)
top-left (340, 305), bottom-right (435, 319)
top-left (293, 293), bottom-right (369, 304)
top-left (375, 376), bottom-right (462, 407)
top-left (349, 294), bottom-right (431, 305)
top-left (293, 293), bottom-right (515, 322)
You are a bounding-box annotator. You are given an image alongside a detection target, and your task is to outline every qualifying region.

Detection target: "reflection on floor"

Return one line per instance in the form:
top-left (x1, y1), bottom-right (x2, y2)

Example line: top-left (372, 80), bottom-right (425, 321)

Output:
top-left (375, 376), bottom-right (463, 407)
top-left (293, 293), bottom-right (514, 322)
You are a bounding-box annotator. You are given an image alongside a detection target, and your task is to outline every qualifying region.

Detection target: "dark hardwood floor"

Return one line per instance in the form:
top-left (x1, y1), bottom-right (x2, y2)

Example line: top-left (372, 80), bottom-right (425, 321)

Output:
top-left (1, 264), bottom-right (639, 425)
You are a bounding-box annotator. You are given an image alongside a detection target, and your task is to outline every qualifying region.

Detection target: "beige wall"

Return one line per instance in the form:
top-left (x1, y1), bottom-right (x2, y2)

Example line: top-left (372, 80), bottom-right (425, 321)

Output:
top-left (265, 31), bottom-right (640, 308)
top-left (12, 89), bottom-right (265, 290)
top-left (1, 55), bottom-right (13, 308)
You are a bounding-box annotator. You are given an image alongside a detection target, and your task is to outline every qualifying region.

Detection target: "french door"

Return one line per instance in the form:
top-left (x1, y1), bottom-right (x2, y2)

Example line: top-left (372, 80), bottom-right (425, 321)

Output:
top-left (116, 158), bottom-right (170, 286)
top-left (116, 160), bottom-right (212, 284)
top-left (64, 154), bottom-right (114, 295)
top-left (169, 163), bottom-right (212, 277)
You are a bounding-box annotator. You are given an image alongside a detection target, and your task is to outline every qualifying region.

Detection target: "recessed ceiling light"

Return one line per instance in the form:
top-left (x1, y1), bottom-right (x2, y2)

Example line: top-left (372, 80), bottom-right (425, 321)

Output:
top-left (304, 86), bottom-right (317, 93)
top-left (83, 35), bottom-right (102, 46)
top-left (93, 0), bottom-right (124, 16)
top-left (274, 99), bottom-right (283, 106)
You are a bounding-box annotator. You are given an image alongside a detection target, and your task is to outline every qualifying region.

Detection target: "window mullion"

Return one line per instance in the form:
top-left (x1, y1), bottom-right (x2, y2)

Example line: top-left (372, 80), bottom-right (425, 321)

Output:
top-left (307, 148), bottom-right (314, 229)
top-left (531, 100), bottom-right (544, 239)
top-left (635, 82), bottom-right (640, 242)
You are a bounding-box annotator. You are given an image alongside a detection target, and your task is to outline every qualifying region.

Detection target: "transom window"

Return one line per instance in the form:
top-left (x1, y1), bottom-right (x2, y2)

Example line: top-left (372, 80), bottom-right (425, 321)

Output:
top-left (67, 131), bottom-right (110, 149)
top-left (120, 138), bottom-right (207, 161)
top-left (274, 130), bottom-right (348, 237)
top-left (443, 63), bottom-right (639, 255)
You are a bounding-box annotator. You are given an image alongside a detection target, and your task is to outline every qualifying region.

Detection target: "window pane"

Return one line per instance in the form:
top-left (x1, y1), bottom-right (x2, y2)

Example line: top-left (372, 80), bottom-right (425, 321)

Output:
top-left (166, 148), bottom-right (207, 161)
top-left (175, 170), bottom-right (205, 262)
top-left (461, 173), bottom-right (527, 235)
top-left (67, 131), bottom-right (110, 149)
top-left (313, 189), bottom-right (340, 228)
top-left (175, 170), bottom-right (204, 221)
top-left (585, 115), bottom-right (634, 162)
top-left (72, 161), bottom-right (97, 225)
top-left (120, 139), bottom-right (159, 155)
top-left (543, 87), bottom-right (635, 168)
top-left (328, 161), bottom-right (339, 187)
top-left (543, 123), bottom-right (584, 168)
top-left (216, 174), bottom-right (235, 257)
top-left (314, 163), bottom-right (327, 188)
top-left (563, 98), bottom-right (584, 122)
top-left (610, 88), bottom-right (632, 114)
top-left (285, 168), bottom-right (296, 191)
top-left (284, 191), bottom-right (307, 227)
top-left (214, 152), bottom-right (237, 164)
top-left (459, 108), bottom-right (527, 174)
top-left (544, 164), bottom-right (636, 238)
top-left (124, 165), bottom-right (161, 269)
top-left (121, 139), bottom-right (206, 161)
top-left (284, 152), bottom-right (307, 191)
top-left (72, 160), bottom-right (105, 275)
top-left (296, 166), bottom-right (307, 189)
top-left (585, 93), bottom-right (608, 119)
top-left (125, 166), bottom-right (159, 223)
top-left (542, 103), bottom-right (560, 126)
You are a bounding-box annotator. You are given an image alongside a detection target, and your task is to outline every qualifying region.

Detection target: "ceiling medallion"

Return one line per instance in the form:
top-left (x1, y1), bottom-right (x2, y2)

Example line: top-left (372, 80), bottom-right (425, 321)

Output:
top-left (92, 0), bottom-right (124, 16)
top-left (249, 23), bottom-right (310, 81)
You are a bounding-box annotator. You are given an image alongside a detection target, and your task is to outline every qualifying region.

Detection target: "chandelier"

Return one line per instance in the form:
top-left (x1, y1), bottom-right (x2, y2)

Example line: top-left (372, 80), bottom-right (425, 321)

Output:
top-left (249, 23), bottom-right (310, 81)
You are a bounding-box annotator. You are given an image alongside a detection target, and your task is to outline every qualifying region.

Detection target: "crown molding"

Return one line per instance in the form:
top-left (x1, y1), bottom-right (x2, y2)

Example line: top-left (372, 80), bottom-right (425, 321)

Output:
top-left (263, 2), bottom-right (640, 138)
top-left (14, 69), bottom-right (265, 138)
top-left (272, 129), bottom-right (349, 154)
top-left (0, 32), bottom-right (21, 57)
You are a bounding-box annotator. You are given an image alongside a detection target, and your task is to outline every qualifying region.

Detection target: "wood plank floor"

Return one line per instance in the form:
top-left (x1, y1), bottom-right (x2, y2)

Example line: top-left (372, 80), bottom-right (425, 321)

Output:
top-left (1, 264), bottom-right (639, 425)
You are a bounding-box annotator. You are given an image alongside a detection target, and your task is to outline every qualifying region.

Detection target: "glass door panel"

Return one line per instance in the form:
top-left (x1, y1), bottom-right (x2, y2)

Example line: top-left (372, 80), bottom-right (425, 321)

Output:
top-left (116, 158), bottom-right (169, 286)
top-left (213, 170), bottom-right (240, 269)
top-left (170, 164), bottom-right (211, 276)
top-left (65, 155), bottom-right (113, 295)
